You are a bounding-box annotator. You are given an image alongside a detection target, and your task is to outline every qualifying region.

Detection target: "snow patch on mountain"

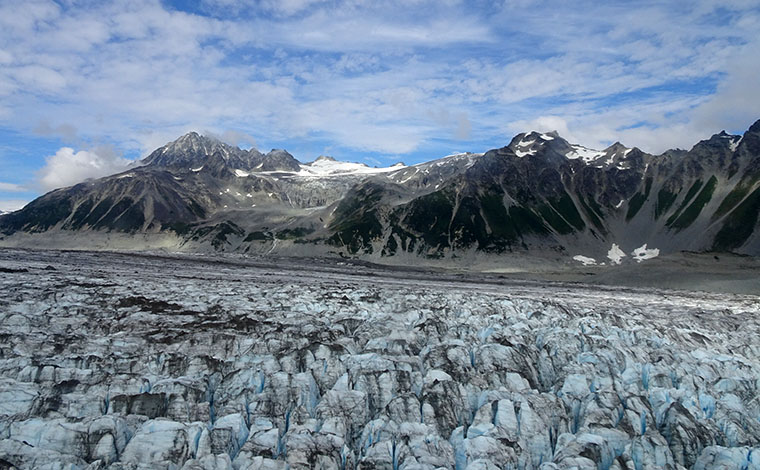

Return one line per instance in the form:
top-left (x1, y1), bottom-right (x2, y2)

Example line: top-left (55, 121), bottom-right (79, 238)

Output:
top-left (607, 243), bottom-right (626, 265)
top-left (514, 148), bottom-right (537, 158)
top-left (565, 144), bottom-right (606, 163)
top-left (573, 255), bottom-right (597, 266)
top-left (632, 244), bottom-right (660, 262)
top-left (730, 137), bottom-right (742, 152)
top-left (285, 157), bottom-right (404, 177)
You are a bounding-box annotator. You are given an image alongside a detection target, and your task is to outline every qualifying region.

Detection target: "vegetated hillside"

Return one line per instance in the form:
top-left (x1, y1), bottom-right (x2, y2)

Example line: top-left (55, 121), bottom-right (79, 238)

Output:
top-left (328, 121), bottom-right (760, 259)
top-left (2, 120), bottom-right (759, 260)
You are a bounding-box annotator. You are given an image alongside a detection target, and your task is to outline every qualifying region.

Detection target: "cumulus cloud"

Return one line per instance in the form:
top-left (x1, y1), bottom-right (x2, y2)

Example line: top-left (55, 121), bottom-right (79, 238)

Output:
top-left (0, 0), bottom-right (758, 178)
top-left (37, 147), bottom-right (132, 191)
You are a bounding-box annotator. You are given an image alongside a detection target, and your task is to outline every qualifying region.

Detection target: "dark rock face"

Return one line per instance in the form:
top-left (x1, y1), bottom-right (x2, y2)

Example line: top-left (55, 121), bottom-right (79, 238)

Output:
top-left (329, 120), bottom-right (760, 258)
top-left (2, 120), bottom-right (760, 258)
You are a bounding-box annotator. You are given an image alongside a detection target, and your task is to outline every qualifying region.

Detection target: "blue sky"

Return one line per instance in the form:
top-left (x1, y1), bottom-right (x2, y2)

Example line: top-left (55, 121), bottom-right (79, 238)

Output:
top-left (1, 0), bottom-right (759, 211)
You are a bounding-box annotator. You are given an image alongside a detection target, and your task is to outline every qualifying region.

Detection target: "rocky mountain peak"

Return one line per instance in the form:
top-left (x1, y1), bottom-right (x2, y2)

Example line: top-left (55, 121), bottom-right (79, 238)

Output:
top-left (142, 132), bottom-right (247, 169)
top-left (258, 149), bottom-right (301, 172)
top-left (747, 118), bottom-right (760, 134)
top-left (735, 118), bottom-right (760, 155)
top-left (689, 130), bottom-right (742, 156)
top-left (506, 130), bottom-right (571, 159)
top-left (604, 141), bottom-right (628, 152)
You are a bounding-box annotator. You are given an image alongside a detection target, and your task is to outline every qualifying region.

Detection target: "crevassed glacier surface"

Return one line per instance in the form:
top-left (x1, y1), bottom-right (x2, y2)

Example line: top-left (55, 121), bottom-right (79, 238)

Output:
top-left (0, 249), bottom-right (758, 470)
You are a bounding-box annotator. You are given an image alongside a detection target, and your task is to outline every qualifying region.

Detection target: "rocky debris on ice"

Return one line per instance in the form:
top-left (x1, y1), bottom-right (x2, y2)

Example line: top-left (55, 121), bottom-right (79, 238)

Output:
top-left (0, 249), bottom-right (758, 469)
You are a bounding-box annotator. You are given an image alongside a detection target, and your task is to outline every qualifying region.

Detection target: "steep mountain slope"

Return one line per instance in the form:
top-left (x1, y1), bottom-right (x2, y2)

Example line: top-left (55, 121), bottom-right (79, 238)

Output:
top-left (1, 120), bottom-right (759, 260)
top-left (330, 121), bottom-right (760, 259)
top-left (0, 132), bottom-right (409, 250)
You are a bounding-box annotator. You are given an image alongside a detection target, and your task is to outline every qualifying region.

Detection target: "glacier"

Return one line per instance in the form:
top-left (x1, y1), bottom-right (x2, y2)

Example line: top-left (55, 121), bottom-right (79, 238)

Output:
top-left (0, 248), bottom-right (758, 470)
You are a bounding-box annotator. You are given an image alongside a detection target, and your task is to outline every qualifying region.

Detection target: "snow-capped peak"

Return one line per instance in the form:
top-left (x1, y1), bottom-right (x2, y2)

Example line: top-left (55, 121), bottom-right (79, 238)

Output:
top-left (297, 157), bottom-right (401, 177)
top-left (506, 131), bottom-right (637, 168)
top-left (565, 141), bottom-right (634, 167)
top-left (508, 131), bottom-right (565, 158)
top-left (564, 144), bottom-right (606, 163)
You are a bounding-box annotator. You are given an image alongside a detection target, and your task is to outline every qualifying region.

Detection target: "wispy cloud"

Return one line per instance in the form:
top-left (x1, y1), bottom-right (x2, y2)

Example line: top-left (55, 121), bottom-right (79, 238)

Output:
top-left (0, 199), bottom-right (29, 212)
top-left (0, 0), bottom-right (758, 202)
top-left (0, 182), bottom-right (26, 192)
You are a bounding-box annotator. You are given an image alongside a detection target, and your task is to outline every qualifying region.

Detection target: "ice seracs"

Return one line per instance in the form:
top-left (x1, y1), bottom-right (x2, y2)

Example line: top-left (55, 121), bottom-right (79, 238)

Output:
top-left (1, 250), bottom-right (758, 470)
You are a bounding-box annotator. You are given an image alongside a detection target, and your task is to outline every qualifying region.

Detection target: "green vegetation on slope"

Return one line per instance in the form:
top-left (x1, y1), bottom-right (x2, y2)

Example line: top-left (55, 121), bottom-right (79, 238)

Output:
top-left (403, 190), bottom-right (454, 250)
top-left (626, 177), bottom-right (653, 221)
top-left (578, 196), bottom-right (605, 233)
top-left (537, 193), bottom-right (584, 235)
top-left (712, 186), bottom-right (760, 251)
top-left (327, 184), bottom-right (386, 254)
top-left (666, 179), bottom-right (703, 226)
top-left (655, 189), bottom-right (678, 220)
top-left (712, 172), bottom-right (759, 221)
top-left (668, 176), bottom-right (718, 230)
top-left (480, 193), bottom-right (517, 240)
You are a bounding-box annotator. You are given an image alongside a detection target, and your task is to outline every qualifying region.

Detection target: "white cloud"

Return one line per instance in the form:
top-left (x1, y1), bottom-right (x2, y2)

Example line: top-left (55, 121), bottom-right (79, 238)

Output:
top-left (0, 199), bottom-right (29, 212)
top-left (260, 0), bottom-right (329, 16)
top-left (204, 129), bottom-right (258, 149)
top-left (37, 147), bottom-right (132, 191)
top-left (0, 182), bottom-right (26, 192)
top-left (0, 0), bottom-right (757, 177)
top-left (511, 116), bottom-right (574, 141)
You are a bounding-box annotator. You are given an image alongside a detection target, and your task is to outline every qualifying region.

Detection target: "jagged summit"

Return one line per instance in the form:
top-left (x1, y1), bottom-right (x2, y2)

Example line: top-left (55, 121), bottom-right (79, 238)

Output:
top-left (505, 130), bottom-right (637, 167)
top-left (259, 149), bottom-right (301, 172)
top-left (506, 130), bottom-right (567, 158)
top-left (139, 134), bottom-right (306, 172)
top-left (142, 132), bottom-right (258, 170)
top-left (2, 120), bottom-right (760, 257)
top-left (604, 141), bottom-right (628, 152)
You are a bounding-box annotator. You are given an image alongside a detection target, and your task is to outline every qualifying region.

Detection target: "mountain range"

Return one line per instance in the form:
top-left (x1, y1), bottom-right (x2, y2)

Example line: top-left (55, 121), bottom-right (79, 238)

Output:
top-left (2, 120), bottom-right (759, 263)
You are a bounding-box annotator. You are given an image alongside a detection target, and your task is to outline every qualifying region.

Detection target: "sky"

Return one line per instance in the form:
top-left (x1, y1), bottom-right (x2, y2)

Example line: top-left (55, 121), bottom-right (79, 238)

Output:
top-left (1, 0), bottom-right (759, 211)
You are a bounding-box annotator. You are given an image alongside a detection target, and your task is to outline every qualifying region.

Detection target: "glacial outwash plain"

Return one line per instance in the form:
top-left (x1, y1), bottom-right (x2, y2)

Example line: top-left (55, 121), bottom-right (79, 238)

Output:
top-left (1, 121), bottom-right (760, 470)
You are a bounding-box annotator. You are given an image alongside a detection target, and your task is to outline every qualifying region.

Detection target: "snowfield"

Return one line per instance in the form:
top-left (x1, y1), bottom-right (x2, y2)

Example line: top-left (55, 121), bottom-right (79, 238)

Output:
top-left (0, 249), bottom-right (758, 470)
